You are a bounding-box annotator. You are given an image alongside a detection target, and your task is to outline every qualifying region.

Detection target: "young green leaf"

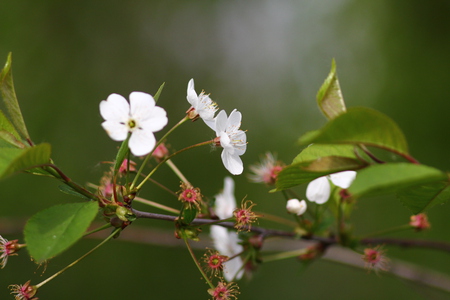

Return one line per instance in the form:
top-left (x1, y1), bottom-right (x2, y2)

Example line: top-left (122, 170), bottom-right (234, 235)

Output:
top-left (113, 135), bottom-right (130, 173)
top-left (299, 107), bottom-right (409, 156)
top-left (153, 82), bottom-right (165, 103)
top-left (397, 180), bottom-right (450, 214)
top-left (0, 109), bottom-right (21, 142)
top-left (293, 144), bottom-right (357, 164)
top-left (316, 59), bottom-right (346, 120)
top-left (24, 201), bottom-right (99, 263)
top-left (0, 53), bottom-right (30, 140)
top-left (0, 143), bottom-right (51, 179)
top-left (275, 156), bottom-right (365, 191)
top-left (347, 163), bottom-right (447, 199)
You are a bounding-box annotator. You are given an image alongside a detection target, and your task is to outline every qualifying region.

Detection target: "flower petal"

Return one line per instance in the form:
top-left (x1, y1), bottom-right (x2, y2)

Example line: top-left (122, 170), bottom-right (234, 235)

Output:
top-left (186, 78), bottom-right (198, 107)
top-left (215, 110), bottom-right (228, 136)
top-left (329, 171), bottom-right (357, 189)
top-left (221, 150), bottom-right (244, 175)
top-left (140, 106), bottom-right (168, 132)
top-left (101, 120), bottom-right (128, 141)
top-left (128, 129), bottom-right (156, 156)
top-left (306, 176), bottom-right (331, 204)
top-left (210, 225), bottom-right (244, 281)
top-left (214, 177), bottom-right (236, 219)
top-left (226, 109), bottom-right (241, 130)
top-left (100, 94), bottom-right (130, 122)
top-left (129, 92), bottom-right (156, 121)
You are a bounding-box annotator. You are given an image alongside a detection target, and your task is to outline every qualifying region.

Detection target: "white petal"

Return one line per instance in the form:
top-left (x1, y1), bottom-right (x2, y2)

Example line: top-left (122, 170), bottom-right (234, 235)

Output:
top-left (100, 94), bottom-right (130, 122)
top-left (306, 176), bottom-right (331, 204)
top-left (101, 120), bottom-right (128, 141)
top-left (221, 150), bottom-right (244, 175)
top-left (214, 110), bottom-right (228, 135)
top-left (140, 106), bottom-right (168, 132)
top-left (286, 199), bottom-right (307, 215)
top-left (129, 92), bottom-right (156, 121)
top-left (329, 171), bottom-right (357, 189)
top-left (186, 78), bottom-right (198, 106)
top-left (233, 130), bottom-right (247, 156)
top-left (128, 129), bottom-right (156, 156)
top-left (227, 109), bottom-right (241, 129)
top-left (214, 177), bottom-right (236, 219)
top-left (210, 225), bottom-right (244, 281)
top-left (203, 118), bottom-right (216, 131)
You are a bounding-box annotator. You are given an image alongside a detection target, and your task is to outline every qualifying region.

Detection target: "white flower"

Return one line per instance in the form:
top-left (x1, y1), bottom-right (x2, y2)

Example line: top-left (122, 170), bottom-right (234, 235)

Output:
top-left (286, 199), bottom-right (307, 216)
top-left (214, 177), bottom-right (237, 219)
top-left (210, 225), bottom-right (244, 281)
top-left (100, 92), bottom-right (168, 156)
top-left (210, 177), bottom-right (244, 281)
top-left (306, 170), bottom-right (356, 204)
top-left (186, 78), bottom-right (218, 129)
top-left (214, 109), bottom-right (247, 175)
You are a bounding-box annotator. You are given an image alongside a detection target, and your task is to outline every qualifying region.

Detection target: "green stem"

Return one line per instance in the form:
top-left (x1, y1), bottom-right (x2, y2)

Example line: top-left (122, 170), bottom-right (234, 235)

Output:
top-left (166, 159), bottom-right (190, 186)
top-left (183, 237), bottom-right (214, 289)
top-left (83, 223), bottom-right (112, 237)
top-left (35, 228), bottom-right (121, 289)
top-left (263, 248), bottom-right (310, 263)
top-left (131, 115), bottom-right (190, 190)
top-left (134, 196), bottom-right (180, 214)
top-left (357, 224), bottom-right (412, 239)
top-left (135, 140), bottom-right (214, 191)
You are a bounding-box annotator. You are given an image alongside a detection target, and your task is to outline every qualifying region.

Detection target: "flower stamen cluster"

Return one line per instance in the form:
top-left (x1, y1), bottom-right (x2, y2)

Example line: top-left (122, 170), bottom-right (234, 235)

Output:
top-left (362, 245), bottom-right (390, 273)
top-left (1, 235), bottom-right (25, 269)
top-left (203, 249), bottom-right (229, 278)
top-left (207, 280), bottom-right (240, 300)
top-left (409, 213), bottom-right (430, 231)
top-left (9, 280), bottom-right (38, 300)
top-left (248, 152), bottom-right (284, 185)
top-left (178, 182), bottom-right (203, 210)
top-left (233, 199), bottom-right (258, 232)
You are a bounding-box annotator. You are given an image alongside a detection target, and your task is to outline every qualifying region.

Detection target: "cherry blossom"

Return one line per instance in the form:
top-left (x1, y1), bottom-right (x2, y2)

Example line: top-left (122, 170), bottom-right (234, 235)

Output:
top-left (213, 109), bottom-right (247, 175)
top-left (186, 78), bottom-right (218, 129)
top-left (306, 171), bottom-right (356, 204)
top-left (286, 199), bottom-right (307, 216)
top-left (100, 92), bottom-right (168, 156)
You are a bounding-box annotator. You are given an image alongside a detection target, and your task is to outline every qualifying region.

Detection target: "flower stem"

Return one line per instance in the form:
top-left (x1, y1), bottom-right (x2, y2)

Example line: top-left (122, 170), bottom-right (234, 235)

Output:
top-left (357, 224), bottom-right (412, 239)
top-left (263, 248), bottom-right (310, 263)
top-left (183, 237), bottom-right (215, 289)
top-left (134, 196), bottom-right (180, 214)
top-left (135, 140), bottom-right (214, 191)
top-left (35, 228), bottom-right (121, 289)
top-left (166, 159), bottom-right (190, 186)
top-left (130, 115), bottom-right (190, 190)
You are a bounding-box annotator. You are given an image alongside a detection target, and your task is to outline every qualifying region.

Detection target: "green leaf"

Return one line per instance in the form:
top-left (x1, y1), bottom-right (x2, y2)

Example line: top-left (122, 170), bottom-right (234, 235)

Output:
top-left (25, 201), bottom-right (99, 263)
top-left (299, 107), bottom-right (409, 156)
top-left (0, 143), bottom-right (51, 179)
top-left (397, 180), bottom-right (450, 214)
top-left (348, 163), bottom-right (447, 199)
top-left (316, 59), bottom-right (346, 120)
top-left (113, 135), bottom-right (130, 173)
top-left (275, 156), bottom-right (365, 191)
top-left (153, 82), bottom-right (165, 103)
top-left (180, 204), bottom-right (198, 225)
top-left (58, 184), bottom-right (92, 200)
top-left (293, 144), bottom-right (357, 164)
top-left (0, 109), bottom-right (22, 142)
top-left (0, 53), bottom-right (30, 140)
top-left (0, 130), bottom-right (25, 148)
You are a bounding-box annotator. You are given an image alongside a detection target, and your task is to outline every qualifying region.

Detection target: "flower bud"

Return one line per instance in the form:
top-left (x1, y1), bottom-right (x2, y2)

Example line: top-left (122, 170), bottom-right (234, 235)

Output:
top-left (286, 199), bottom-right (307, 216)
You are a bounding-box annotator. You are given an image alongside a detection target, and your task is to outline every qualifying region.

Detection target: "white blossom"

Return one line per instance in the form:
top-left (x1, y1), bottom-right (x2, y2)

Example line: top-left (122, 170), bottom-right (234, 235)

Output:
top-left (210, 177), bottom-right (244, 281)
top-left (306, 171), bottom-right (357, 204)
top-left (100, 92), bottom-right (168, 156)
top-left (214, 109), bottom-right (247, 175)
top-left (286, 199), bottom-right (307, 216)
top-left (186, 78), bottom-right (218, 129)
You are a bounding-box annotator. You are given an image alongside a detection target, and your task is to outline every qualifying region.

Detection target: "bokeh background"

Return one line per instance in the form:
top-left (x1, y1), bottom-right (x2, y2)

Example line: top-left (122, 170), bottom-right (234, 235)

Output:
top-left (2, 1), bottom-right (450, 299)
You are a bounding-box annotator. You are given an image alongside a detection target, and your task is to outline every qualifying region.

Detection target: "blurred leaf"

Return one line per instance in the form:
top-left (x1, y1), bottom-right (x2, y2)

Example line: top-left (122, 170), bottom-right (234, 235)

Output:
top-left (299, 107), bottom-right (409, 156)
top-left (397, 180), bottom-right (450, 214)
top-left (25, 201), bottom-right (98, 263)
top-left (59, 184), bottom-right (92, 200)
top-left (0, 130), bottom-right (25, 148)
top-left (153, 82), bottom-right (165, 102)
top-left (0, 53), bottom-right (30, 140)
top-left (180, 205), bottom-right (198, 225)
top-left (348, 163), bottom-right (446, 199)
top-left (275, 156), bottom-right (365, 191)
top-left (0, 143), bottom-right (51, 179)
top-left (316, 59), bottom-right (346, 120)
top-left (293, 144), bottom-right (357, 164)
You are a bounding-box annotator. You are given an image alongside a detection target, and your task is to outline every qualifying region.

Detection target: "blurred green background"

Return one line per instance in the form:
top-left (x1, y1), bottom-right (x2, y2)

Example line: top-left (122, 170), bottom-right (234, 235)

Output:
top-left (2, 1), bottom-right (450, 299)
